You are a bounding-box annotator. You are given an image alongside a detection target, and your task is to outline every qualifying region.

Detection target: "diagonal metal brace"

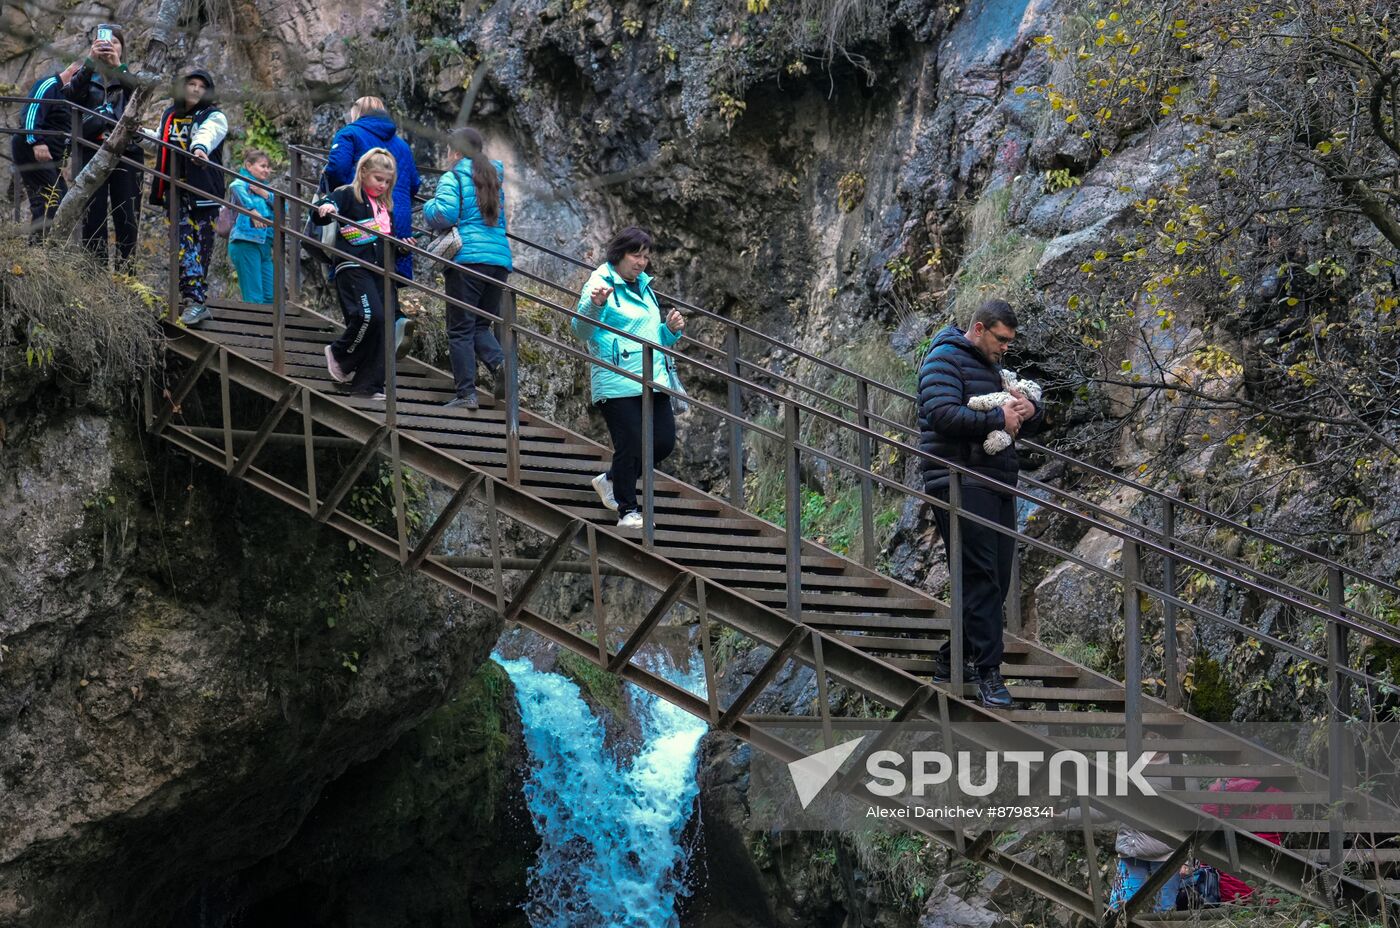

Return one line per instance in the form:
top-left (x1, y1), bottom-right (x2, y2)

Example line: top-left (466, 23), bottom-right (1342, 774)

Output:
top-left (834, 683), bottom-right (937, 795)
top-left (503, 519), bottom-right (584, 621)
top-left (314, 425), bottom-right (389, 523)
top-left (229, 382), bottom-right (300, 479)
top-left (151, 341), bottom-right (218, 434)
top-left (609, 573), bottom-right (694, 673)
top-left (406, 473), bottom-right (485, 571)
top-left (718, 623), bottom-right (811, 730)
top-left (963, 761), bottom-right (1058, 862)
top-left (1121, 831), bottom-right (1196, 921)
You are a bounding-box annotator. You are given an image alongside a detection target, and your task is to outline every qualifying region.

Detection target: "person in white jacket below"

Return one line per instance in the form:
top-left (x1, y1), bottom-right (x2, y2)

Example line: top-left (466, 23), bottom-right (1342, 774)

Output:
top-left (148, 67), bottom-right (229, 326)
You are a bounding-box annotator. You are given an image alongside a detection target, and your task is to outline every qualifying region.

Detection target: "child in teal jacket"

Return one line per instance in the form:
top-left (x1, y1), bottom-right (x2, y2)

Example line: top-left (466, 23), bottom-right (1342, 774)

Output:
top-left (226, 149), bottom-right (276, 304)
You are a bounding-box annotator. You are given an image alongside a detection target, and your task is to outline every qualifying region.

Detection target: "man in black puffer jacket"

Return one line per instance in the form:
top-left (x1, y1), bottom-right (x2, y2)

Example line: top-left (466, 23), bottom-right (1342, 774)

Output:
top-left (917, 299), bottom-right (1044, 708)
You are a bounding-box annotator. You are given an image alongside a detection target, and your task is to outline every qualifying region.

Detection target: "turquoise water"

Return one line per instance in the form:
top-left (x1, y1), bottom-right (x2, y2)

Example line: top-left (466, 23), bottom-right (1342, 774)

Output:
top-left (494, 651), bottom-right (708, 927)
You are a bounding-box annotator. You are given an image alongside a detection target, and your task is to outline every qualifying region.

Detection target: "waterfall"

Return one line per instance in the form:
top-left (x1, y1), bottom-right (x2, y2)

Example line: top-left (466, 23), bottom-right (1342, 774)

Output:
top-left (494, 650), bottom-right (708, 928)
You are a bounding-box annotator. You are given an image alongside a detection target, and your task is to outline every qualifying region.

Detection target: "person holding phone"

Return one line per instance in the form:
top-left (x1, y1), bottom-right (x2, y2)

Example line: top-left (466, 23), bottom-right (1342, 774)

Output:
top-left (11, 61), bottom-right (80, 240)
top-left (570, 227), bottom-right (685, 530)
top-left (63, 23), bottom-right (145, 269)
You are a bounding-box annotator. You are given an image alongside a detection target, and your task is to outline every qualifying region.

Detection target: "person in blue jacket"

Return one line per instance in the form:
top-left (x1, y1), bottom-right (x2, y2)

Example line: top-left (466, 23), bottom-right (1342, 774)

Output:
top-left (422, 126), bottom-right (510, 411)
top-left (324, 96), bottom-right (420, 284)
top-left (571, 227), bottom-right (686, 530)
top-left (226, 148), bottom-right (277, 304)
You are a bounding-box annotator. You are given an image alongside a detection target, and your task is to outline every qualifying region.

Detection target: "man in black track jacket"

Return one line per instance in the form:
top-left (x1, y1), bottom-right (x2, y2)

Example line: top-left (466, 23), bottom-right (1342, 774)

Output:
top-left (11, 62), bottom-right (79, 240)
top-left (916, 299), bottom-right (1045, 708)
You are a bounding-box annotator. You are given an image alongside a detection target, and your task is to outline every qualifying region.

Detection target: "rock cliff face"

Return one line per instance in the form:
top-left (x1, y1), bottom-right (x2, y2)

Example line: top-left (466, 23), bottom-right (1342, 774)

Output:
top-left (0, 349), bottom-right (525, 926)
top-left (4, 0), bottom-right (1393, 923)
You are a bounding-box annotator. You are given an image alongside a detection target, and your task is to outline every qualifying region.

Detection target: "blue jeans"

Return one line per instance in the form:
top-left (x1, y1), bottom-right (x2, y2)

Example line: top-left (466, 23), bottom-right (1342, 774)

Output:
top-left (228, 239), bottom-right (274, 304)
top-left (1109, 857), bottom-right (1181, 913)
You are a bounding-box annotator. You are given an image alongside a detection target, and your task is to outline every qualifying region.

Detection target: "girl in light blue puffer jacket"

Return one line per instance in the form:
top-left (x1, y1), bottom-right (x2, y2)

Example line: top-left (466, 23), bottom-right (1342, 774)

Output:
top-left (423, 126), bottom-right (511, 411)
top-left (226, 149), bottom-right (276, 304)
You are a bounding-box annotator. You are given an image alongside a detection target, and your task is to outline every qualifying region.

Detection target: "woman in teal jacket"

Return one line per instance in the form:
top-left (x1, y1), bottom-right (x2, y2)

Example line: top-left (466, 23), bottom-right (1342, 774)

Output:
top-left (226, 148), bottom-right (276, 304)
top-left (423, 126), bottom-right (510, 411)
top-left (571, 227), bottom-right (686, 529)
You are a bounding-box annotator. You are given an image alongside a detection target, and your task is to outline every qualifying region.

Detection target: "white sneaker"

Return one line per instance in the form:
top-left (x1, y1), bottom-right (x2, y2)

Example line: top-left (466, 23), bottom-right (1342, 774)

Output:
top-left (591, 472), bottom-right (618, 511)
top-left (617, 510), bottom-right (644, 529)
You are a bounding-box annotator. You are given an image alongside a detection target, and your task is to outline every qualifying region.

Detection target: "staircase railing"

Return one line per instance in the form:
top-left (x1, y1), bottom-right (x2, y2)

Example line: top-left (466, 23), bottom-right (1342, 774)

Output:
top-left (5, 95), bottom-right (1399, 916)
top-left (282, 143), bottom-right (1400, 650)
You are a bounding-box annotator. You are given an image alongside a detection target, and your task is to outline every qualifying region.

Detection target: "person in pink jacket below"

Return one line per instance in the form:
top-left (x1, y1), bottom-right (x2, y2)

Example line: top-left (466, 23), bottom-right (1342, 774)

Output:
top-left (1200, 777), bottom-right (1294, 902)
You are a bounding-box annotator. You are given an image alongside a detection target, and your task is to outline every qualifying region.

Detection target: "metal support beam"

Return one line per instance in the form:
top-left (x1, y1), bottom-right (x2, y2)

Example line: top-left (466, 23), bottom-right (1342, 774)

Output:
top-left (151, 342), bottom-right (219, 434)
top-left (718, 624), bottom-right (811, 730)
top-left (503, 519), bottom-right (584, 621)
top-left (1123, 833), bottom-right (1196, 920)
top-left (314, 425), bottom-right (389, 522)
top-left (406, 474), bottom-right (485, 571)
top-left (609, 572), bottom-right (693, 673)
top-left (833, 684), bottom-right (936, 795)
top-left (229, 383), bottom-right (299, 480)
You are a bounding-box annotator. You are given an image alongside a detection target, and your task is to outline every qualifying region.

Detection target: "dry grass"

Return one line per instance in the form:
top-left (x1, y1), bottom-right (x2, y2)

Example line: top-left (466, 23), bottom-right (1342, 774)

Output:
top-left (952, 185), bottom-right (1045, 318)
top-left (0, 231), bottom-right (161, 391)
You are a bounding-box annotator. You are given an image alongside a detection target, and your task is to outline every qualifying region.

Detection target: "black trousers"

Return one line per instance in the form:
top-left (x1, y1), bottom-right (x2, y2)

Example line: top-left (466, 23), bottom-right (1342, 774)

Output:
top-left (930, 484), bottom-right (1016, 670)
top-left (81, 151), bottom-right (144, 270)
top-left (444, 263), bottom-right (506, 398)
top-left (331, 266), bottom-right (387, 396)
top-left (597, 393), bottom-right (676, 516)
top-left (10, 139), bottom-right (66, 241)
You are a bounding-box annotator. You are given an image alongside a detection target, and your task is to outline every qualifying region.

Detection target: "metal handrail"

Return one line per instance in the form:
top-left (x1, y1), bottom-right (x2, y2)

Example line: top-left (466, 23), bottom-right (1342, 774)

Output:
top-left (8, 96), bottom-right (1394, 680)
top-left (283, 136), bottom-right (1400, 610)
top-left (11, 98), bottom-right (1397, 900)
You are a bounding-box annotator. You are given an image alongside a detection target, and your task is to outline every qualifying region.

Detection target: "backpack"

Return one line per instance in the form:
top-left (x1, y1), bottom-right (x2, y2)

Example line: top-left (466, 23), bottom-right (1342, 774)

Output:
top-left (1176, 863), bottom-right (1222, 909)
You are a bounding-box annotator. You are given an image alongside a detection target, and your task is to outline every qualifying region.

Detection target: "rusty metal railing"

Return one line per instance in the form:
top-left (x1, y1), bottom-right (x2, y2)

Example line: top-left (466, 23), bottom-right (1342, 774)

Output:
top-left (5, 96), bottom-right (1399, 922)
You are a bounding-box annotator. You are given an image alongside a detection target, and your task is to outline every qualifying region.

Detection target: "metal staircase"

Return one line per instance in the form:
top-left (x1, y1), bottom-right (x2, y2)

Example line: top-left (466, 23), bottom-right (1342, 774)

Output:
top-left (6, 96), bottom-right (1400, 927)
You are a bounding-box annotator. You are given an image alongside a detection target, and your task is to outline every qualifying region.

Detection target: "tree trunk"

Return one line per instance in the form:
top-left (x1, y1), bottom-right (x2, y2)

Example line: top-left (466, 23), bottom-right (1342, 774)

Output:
top-left (48, 0), bottom-right (190, 245)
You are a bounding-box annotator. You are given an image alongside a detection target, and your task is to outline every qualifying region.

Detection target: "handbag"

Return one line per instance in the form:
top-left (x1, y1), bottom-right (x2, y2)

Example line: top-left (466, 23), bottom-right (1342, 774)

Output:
top-left (300, 170), bottom-right (336, 268)
top-left (664, 355), bottom-right (690, 415)
top-left (425, 166), bottom-right (466, 262)
top-left (214, 204), bottom-right (234, 238)
top-left (657, 301), bottom-right (689, 414)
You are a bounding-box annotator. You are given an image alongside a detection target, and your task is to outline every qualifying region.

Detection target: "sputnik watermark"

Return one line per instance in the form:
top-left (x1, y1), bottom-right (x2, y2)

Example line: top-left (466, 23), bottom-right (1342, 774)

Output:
top-left (787, 744), bottom-right (1157, 811)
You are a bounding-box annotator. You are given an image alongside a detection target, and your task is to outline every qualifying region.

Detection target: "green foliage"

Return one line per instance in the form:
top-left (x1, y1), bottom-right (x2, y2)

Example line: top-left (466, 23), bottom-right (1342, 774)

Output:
top-left (1183, 655), bottom-right (1235, 722)
top-left (241, 105), bottom-right (286, 164)
top-left (849, 829), bottom-right (938, 911)
top-left (556, 649), bottom-right (630, 720)
top-left (952, 184), bottom-right (1044, 317)
top-left (712, 625), bottom-right (755, 668)
top-left (1054, 633), bottom-right (1113, 673)
top-left (836, 171), bottom-right (866, 212)
top-left (715, 92), bottom-right (747, 129)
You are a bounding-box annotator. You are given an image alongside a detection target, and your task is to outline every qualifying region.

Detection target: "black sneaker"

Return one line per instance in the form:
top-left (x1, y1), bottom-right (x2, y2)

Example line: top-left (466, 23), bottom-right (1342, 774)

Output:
top-left (487, 362), bottom-right (503, 386)
top-left (930, 654), bottom-right (978, 685)
top-left (975, 668), bottom-right (1015, 709)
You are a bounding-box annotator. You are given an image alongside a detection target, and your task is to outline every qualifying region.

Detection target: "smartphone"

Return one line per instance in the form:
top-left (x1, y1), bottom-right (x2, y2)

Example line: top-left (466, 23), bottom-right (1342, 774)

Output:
top-left (96, 25), bottom-right (114, 42)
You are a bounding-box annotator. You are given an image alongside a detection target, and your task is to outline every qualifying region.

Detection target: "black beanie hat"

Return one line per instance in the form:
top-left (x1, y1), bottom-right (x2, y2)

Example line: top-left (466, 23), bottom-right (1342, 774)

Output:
top-left (184, 67), bottom-right (216, 94)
